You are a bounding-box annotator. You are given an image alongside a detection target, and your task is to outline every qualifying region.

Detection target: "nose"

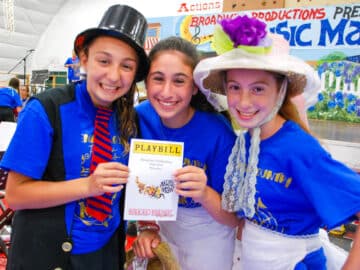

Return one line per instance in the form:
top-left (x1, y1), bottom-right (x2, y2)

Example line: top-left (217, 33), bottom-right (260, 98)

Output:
top-left (240, 91), bottom-right (252, 105)
top-left (231, 90), bottom-right (252, 109)
top-left (159, 80), bottom-right (173, 97)
top-left (107, 64), bottom-right (121, 82)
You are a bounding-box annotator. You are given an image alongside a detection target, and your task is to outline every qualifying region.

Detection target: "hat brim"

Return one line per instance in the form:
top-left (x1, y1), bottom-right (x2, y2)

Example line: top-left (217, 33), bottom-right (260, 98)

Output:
top-left (194, 48), bottom-right (320, 111)
top-left (74, 28), bottom-right (149, 82)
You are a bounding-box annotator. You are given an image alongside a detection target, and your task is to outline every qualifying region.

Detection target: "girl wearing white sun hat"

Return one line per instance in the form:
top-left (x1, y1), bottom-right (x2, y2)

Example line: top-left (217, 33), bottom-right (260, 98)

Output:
top-left (194, 15), bottom-right (360, 270)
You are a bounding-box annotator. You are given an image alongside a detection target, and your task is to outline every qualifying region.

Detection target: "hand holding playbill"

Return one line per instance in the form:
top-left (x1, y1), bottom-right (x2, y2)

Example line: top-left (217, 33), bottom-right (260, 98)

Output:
top-left (124, 139), bottom-right (184, 221)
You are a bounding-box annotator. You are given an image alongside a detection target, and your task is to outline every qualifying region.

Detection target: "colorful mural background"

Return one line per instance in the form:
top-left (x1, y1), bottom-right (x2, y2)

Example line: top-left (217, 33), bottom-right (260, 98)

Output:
top-left (310, 58), bottom-right (360, 122)
top-left (145, 4), bottom-right (360, 122)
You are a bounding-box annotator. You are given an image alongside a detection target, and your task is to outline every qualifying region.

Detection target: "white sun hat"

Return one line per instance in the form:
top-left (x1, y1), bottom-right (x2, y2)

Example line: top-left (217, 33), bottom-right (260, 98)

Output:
top-left (193, 15), bottom-right (321, 217)
top-left (194, 17), bottom-right (320, 112)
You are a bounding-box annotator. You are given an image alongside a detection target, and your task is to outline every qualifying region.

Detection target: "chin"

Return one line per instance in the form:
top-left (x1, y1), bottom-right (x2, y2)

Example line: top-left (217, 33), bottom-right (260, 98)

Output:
top-left (234, 118), bottom-right (256, 129)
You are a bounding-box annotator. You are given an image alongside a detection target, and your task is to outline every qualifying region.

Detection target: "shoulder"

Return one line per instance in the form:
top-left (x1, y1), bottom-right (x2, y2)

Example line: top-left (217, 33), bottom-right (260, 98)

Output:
top-left (135, 100), bottom-right (155, 116)
top-left (16, 98), bottom-right (52, 132)
top-left (21, 98), bottom-right (48, 117)
top-left (196, 110), bottom-right (234, 132)
top-left (31, 84), bottom-right (77, 126)
top-left (8, 87), bottom-right (17, 92)
top-left (1, 87), bottom-right (13, 94)
top-left (286, 121), bottom-right (319, 145)
top-left (34, 84), bottom-right (76, 107)
top-left (193, 111), bottom-right (236, 145)
top-left (135, 100), bottom-right (161, 128)
top-left (35, 84), bottom-right (74, 98)
top-left (272, 120), bottom-right (324, 156)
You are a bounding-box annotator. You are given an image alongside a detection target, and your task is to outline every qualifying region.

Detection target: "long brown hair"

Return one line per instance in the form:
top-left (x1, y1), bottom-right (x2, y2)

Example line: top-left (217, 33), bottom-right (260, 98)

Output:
top-left (114, 84), bottom-right (138, 153)
top-left (279, 95), bottom-right (311, 133)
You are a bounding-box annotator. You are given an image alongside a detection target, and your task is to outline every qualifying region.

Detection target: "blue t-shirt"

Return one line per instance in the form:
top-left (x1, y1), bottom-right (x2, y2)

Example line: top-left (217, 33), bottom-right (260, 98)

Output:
top-left (0, 87), bottom-right (22, 108)
top-left (64, 57), bottom-right (80, 82)
top-left (136, 100), bottom-right (236, 208)
top-left (1, 81), bottom-right (127, 254)
top-left (238, 120), bottom-right (360, 236)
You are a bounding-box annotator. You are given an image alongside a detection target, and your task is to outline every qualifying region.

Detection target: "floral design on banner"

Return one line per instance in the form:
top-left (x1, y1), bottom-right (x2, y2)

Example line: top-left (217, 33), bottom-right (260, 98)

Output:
top-left (309, 55), bottom-right (360, 123)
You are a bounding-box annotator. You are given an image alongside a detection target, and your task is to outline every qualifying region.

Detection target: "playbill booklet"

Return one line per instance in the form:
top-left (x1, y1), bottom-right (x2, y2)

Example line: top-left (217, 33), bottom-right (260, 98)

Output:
top-left (124, 138), bottom-right (184, 221)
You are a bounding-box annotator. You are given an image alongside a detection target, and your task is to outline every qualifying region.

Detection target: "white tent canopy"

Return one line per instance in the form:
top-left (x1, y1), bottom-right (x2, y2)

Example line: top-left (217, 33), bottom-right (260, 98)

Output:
top-left (0, 0), bottom-right (66, 82)
top-left (0, 0), bottom-right (176, 84)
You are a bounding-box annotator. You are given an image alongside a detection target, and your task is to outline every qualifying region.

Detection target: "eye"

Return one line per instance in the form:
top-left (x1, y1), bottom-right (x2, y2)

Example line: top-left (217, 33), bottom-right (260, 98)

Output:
top-left (150, 75), bottom-right (164, 83)
top-left (174, 78), bottom-right (185, 85)
top-left (97, 57), bottom-right (109, 65)
top-left (122, 62), bottom-right (136, 71)
top-left (226, 82), bottom-right (240, 92)
top-left (251, 86), bottom-right (265, 94)
top-left (173, 75), bottom-right (191, 86)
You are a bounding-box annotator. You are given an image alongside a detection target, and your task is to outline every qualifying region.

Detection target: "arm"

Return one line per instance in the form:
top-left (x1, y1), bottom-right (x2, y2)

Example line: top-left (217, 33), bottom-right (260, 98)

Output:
top-left (174, 165), bottom-right (241, 228)
top-left (5, 162), bottom-right (128, 210)
top-left (341, 212), bottom-right (360, 270)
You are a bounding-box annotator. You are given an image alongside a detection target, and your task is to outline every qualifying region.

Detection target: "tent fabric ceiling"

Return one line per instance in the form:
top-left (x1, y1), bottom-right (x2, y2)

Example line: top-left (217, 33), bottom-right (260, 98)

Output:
top-left (0, 0), bottom-right (66, 78)
top-left (0, 0), bottom-right (175, 83)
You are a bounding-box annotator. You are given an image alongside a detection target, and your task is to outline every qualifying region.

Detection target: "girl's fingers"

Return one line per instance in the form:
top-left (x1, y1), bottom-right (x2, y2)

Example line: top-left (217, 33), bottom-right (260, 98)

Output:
top-left (102, 184), bottom-right (124, 193)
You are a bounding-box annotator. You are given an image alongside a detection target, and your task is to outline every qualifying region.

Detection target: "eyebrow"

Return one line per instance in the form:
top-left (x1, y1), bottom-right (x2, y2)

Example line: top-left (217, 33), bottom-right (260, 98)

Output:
top-left (95, 51), bottom-right (137, 63)
top-left (149, 70), bottom-right (190, 77)
top-left (227, 78), bottom-right (271, 85)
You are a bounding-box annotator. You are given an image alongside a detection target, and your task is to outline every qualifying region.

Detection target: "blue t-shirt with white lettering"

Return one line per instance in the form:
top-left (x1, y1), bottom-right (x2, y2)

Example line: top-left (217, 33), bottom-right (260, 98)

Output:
top-left (238, 120), bottom-right (360, 235)
top-left (1, 81), bottom-right (127, 254)
top-left (136, 100), bottom-right (236, 208)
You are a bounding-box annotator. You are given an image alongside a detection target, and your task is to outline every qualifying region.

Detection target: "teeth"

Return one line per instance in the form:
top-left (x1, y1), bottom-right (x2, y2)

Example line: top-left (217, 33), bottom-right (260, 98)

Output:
top-left (159, 101), bottom-right (176, 106)
top-left (102, 84), bottom-right (117, 90)
top-left (240, 112), bottom-right (254, 116)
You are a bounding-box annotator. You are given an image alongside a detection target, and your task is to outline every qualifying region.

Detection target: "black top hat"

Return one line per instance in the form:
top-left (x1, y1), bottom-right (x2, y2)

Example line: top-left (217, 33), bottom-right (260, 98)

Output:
top-left (74, 4), bottom-right (149, 82)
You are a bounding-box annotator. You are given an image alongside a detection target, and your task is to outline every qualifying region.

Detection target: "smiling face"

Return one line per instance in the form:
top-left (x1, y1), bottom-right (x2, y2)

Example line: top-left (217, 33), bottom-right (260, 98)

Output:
top-left (226, 69), bottom-right (284, 137)
top-left (145, 50), bottom-right (197, 128)
top-left (80, 36), bottom-right (138, 108)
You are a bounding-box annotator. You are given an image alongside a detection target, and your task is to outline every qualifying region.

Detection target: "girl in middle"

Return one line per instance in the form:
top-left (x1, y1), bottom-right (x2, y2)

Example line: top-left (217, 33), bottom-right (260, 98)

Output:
top-left (132, 36), bottom-right (241, 270)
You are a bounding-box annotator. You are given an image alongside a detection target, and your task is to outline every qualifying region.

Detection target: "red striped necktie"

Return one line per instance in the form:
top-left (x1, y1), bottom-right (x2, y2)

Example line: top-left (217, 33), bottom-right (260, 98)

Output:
top-left (86, 107), bottom-right (113, 222)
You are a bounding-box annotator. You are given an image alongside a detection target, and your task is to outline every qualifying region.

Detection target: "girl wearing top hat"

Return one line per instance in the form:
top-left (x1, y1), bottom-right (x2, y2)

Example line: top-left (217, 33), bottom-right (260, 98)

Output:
top-left (1, 5), bottom-right (148, 270)
top-left (132, 37), bottom-right (240, 270)
top-left (194, 15), bottom-right (360, 269)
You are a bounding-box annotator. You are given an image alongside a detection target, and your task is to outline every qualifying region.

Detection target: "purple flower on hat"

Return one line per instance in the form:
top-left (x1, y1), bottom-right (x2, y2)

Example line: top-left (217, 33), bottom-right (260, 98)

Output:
top-left (220, 15), bottom-right (267, 47)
